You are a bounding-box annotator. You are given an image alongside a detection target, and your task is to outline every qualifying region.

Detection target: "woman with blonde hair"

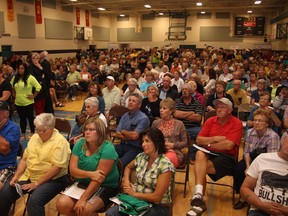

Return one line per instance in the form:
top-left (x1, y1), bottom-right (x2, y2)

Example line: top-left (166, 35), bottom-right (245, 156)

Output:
top-left (152, 98), bottom-right (187, 167)
top-left (57, 118), bottom-right (119, 216)
top-left (140, 85), bottom-right (161, 124)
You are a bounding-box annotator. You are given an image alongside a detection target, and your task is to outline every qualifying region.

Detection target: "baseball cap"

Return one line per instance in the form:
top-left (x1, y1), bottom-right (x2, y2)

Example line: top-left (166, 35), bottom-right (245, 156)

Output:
top-left (106, 76), bottom-right (115, 82)
top-left (213, 98), bottom-right (233, 108)
top-left (0, 101), bottom-right (10, 111)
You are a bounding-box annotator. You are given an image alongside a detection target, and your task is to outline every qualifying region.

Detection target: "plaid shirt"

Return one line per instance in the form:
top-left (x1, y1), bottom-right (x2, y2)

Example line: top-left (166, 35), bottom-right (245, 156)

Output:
top-left (244, 128), bottom-right (280, 158)
top-left (134, 153), bottom-right (175, 204)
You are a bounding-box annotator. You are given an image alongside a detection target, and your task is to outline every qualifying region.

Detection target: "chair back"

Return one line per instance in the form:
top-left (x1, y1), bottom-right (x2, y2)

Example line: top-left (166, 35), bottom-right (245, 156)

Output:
top-left (55, 118), bottom-right (71, 140)
top-left (204, 110), bottom-right (216, 122)
top-left (108, 105), bottom-right (129, 119)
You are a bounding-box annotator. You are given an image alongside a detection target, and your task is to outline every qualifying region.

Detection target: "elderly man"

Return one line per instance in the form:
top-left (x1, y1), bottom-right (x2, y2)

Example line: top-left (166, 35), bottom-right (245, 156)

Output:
top-left (0, 113), bottom-right (71, 216)
top-left (174, 83), bottom-right (203, 160)
top-left (133, 69), bottom-right (145, 87)
top-left (186, 98), bottom-right (242, 216)
top-left (0, 102), bottom-right (21, 190)
top-left (226, 71), bottom-right (246, 91)
top-left (115, 93), bottom-right (150, 166)
top-left (102, 76), bottom-right (121, 115)
top-left (66, 64), bottom-right (82, 101)
top-left (226, 79), bottom-right (248, 107)
top-left (158, 75), bottom-right (178, 100)
top-left (240, 135), bottom-right (288, 216)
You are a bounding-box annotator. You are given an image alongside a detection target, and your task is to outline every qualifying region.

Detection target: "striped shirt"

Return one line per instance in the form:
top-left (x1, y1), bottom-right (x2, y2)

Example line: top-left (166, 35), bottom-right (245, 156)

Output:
top-left (175, 97), bottom-right (203, 128)
top-left (134, 153), bottom-right (175, 204)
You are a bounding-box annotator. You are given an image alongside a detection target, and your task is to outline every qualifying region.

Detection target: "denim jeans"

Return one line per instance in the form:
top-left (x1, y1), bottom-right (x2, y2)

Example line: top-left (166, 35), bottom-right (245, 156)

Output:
top-left (106, 204), bottom-right (169, 216)
top-left (0, 175), bottom-right (67, 216)
top-left (115, 143), bottom-right (143, 167)
top-left (248, 210), bottom-right (269, 216)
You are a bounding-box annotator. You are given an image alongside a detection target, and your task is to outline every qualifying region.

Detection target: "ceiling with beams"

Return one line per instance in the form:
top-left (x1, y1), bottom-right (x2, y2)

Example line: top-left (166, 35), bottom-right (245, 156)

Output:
top-left (57, 0), bottom-right (287, 16)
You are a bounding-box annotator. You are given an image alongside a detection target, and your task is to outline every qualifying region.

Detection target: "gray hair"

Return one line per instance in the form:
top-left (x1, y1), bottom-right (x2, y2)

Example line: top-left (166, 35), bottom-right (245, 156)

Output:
top-left (34, 113), bottom-right (55, 129)
top-left (128, 78), bottom-right (138, 86)
top-left (85, 97), bottom-right (99, 108)
top-left (130, 92), bottom-right (143, 105)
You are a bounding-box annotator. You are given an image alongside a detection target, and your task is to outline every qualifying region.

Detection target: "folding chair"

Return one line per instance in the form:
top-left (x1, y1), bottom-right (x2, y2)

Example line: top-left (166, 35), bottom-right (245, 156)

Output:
top-left (107, 105), bottom-right (128, 142)
top-left (174, 132), bottom-right (192, 198)
top-left (55, 118), bottom-right (71, 140)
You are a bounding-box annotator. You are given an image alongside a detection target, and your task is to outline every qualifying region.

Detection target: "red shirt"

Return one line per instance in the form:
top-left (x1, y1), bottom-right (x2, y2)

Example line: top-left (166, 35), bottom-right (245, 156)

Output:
top-left (198, 116), bottom-right (242, 158)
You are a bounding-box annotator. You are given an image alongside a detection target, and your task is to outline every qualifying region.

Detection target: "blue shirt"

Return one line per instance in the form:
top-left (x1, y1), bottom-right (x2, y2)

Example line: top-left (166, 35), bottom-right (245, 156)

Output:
top-left (116, 110), bottom-right (150, 148)
top-left (0, 120), bottom-right (21, 170)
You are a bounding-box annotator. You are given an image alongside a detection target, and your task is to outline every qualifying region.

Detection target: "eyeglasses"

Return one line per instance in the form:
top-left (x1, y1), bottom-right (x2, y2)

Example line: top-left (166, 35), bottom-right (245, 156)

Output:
top-left (36, 128), bottom-right (48, 134)
top-left (253, 119), bottom-right (267, 123)
top-left (84, 128), bottom-right (96, 132)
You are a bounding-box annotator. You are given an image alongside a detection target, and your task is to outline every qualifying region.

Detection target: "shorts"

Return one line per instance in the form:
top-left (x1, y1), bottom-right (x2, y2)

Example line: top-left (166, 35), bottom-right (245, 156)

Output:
top-left (208, 153), bottom-right (236, 181)
top-left (89, 186), bottom-right (119, 207)
top-left (0, 167), bottom-right (16, 184)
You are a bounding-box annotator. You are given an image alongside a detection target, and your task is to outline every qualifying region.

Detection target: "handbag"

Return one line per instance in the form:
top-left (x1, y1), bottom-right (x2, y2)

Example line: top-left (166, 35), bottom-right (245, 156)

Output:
top-left (75, 113), bottom-right (87, 126)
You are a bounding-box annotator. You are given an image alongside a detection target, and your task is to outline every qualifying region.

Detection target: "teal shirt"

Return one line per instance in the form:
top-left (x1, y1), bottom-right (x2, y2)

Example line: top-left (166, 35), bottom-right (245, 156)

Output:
top-left (72, 139), bottom-right (119, 188)
top-left (11, 75), bottom-right (42, 106)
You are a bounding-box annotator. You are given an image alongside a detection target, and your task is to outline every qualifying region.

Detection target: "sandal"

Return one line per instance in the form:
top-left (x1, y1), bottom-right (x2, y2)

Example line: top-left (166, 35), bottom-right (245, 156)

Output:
top-left (186, 196), bottom-right (207, 216)
top-left (56, 102), bottom-right (65, 107)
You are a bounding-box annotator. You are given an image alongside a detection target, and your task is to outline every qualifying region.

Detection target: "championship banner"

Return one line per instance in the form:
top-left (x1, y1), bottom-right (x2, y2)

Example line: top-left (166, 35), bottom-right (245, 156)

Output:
top-left (7, 0), bottom-right (14, 22)
top-left (85, 10), bottom-right (89, 27)
top-left (76, 8), bottom-right (80, 25)
top-left (35, 0), bottom-right (42, 24)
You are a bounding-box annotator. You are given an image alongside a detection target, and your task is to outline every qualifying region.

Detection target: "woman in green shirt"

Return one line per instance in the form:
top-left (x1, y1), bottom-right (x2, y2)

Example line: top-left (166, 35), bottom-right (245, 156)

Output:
top-left (11, 63), bottom-right (41, 140)
top-left (57, 117), bottom-right (119, 216)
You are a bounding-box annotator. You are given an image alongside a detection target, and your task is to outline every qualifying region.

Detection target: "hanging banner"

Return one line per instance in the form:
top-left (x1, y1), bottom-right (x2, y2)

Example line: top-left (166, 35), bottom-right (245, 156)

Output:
top-left (35, 0), bottom-right (42, 24)
top-left (76, 8), bottom-right (80, 25)
top-left (7, 0), bottom-right (14, 22)
top-left (85, 10), bottom-right (89, 27)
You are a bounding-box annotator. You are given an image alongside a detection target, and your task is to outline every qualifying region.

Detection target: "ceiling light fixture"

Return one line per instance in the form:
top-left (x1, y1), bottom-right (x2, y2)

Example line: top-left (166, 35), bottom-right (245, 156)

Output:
top-left (159, 12), bottom-right (164, 15)
top-left (201, 11), bottom-right (205, 14)
top-left (120, 14), bottom-right (125, 17)
top-left (247, 10), bottom-right (253, 13)
top-left (70, 0), bottom-right (77, 2)
top-left (196, 2), bottom-right (202, 6)
top-left (254, 1), bottom-right (261, 4)
top-left (98, 7), bottom-right (105, 11)
top-left (144, 4), bottom-right (151, 8)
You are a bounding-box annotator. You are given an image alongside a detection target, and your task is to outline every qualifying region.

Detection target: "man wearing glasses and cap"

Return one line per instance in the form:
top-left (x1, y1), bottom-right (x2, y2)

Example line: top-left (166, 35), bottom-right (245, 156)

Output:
top-left (187, 98), bottom-right (242, 216)
top-left (0, 101), bottom-right (21, 190)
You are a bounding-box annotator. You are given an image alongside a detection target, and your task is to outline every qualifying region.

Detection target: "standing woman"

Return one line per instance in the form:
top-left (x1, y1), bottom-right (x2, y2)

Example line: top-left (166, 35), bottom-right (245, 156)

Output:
top-left (11, 63), bottom-right (42, 140)
top-left (27, 52), bottom-right (50, 115)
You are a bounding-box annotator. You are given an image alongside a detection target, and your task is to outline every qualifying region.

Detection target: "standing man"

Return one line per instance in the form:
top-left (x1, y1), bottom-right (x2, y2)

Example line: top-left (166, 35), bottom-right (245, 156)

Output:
top-left (187, 98), bottom-right (242, 216)
top-left (115, 93), bottom-right (150, 166)
top-left (240, 135), bottom-right (288, 216)
top-left (0, 102), bottom-right (21, 190)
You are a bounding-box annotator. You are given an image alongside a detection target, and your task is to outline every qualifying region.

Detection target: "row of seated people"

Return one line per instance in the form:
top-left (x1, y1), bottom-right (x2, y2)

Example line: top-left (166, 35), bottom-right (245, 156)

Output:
top-left (0, 85), bottom-right (287, 216)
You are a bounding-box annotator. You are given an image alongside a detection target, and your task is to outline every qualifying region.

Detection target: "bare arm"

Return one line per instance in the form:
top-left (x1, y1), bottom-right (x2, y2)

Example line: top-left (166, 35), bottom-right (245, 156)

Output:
top-left (0, 136), bottom-right (11, 155)
top-left (241, 175), bottom-right (277, 215)
top-left (10, 156), bottom-right (27, 185)
top-left (115, 128), bottom-right (139, 141)
top-left (0, 91), bottom-right (11, 101)
top-left (196, 136), bottom-right (235, 151)
top-left (174, 110), bottom-right (202, 122)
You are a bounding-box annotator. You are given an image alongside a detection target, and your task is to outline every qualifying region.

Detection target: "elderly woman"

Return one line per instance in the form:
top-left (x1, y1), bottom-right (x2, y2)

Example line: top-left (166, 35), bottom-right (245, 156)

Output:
top-left (70, 97), bottom-right (107, 145)
top-left (188, 80), bottom-right (205, 106)
top-left (57, 118), bottom-right (120, 216)
top-left (233, 109), bottom-right (280, 210)
top-left (0, 113), bottom-right (71, 216)
top-left (251, 79), bottom-right (268, 104)
top-left (81, 82), bottom-right (105, 114)
top-left (106, 128), bottom-right (175, 216)
top-left (140, 85), bottom-right (161, 124)
top-left (152, 98), bottom-right (187, 168)
top-left (121, 78), bottom-right (143, 107)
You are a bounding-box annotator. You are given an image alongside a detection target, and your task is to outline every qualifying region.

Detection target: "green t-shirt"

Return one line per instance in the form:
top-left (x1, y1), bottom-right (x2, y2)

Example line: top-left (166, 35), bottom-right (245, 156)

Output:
top-left (72, 139), bottom-right (119, 188)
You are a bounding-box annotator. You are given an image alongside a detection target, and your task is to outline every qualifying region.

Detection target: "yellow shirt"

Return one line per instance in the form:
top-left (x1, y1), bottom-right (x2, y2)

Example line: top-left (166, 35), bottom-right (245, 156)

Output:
top-left (226, 89), bottom-right (248, 106)
top-left (19, 129), bottom-right (71, 182)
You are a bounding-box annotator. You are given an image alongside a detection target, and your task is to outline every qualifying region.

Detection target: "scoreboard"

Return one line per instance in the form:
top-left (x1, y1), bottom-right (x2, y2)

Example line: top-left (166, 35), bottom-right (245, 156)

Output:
top-left (234, 16), bottom-right (265, 36)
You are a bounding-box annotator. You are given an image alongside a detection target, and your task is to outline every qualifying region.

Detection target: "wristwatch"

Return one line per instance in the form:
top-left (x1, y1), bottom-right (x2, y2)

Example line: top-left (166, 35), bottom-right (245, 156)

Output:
top-left (207, 143), bottom-right (211, 148)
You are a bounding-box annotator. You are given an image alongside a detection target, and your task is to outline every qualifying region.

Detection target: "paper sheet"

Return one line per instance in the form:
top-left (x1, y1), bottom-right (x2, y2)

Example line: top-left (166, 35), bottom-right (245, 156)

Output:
top-left (193, 144), bottom-right (219, 156)
top-left (62, 182), bottom-right (86, 200)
